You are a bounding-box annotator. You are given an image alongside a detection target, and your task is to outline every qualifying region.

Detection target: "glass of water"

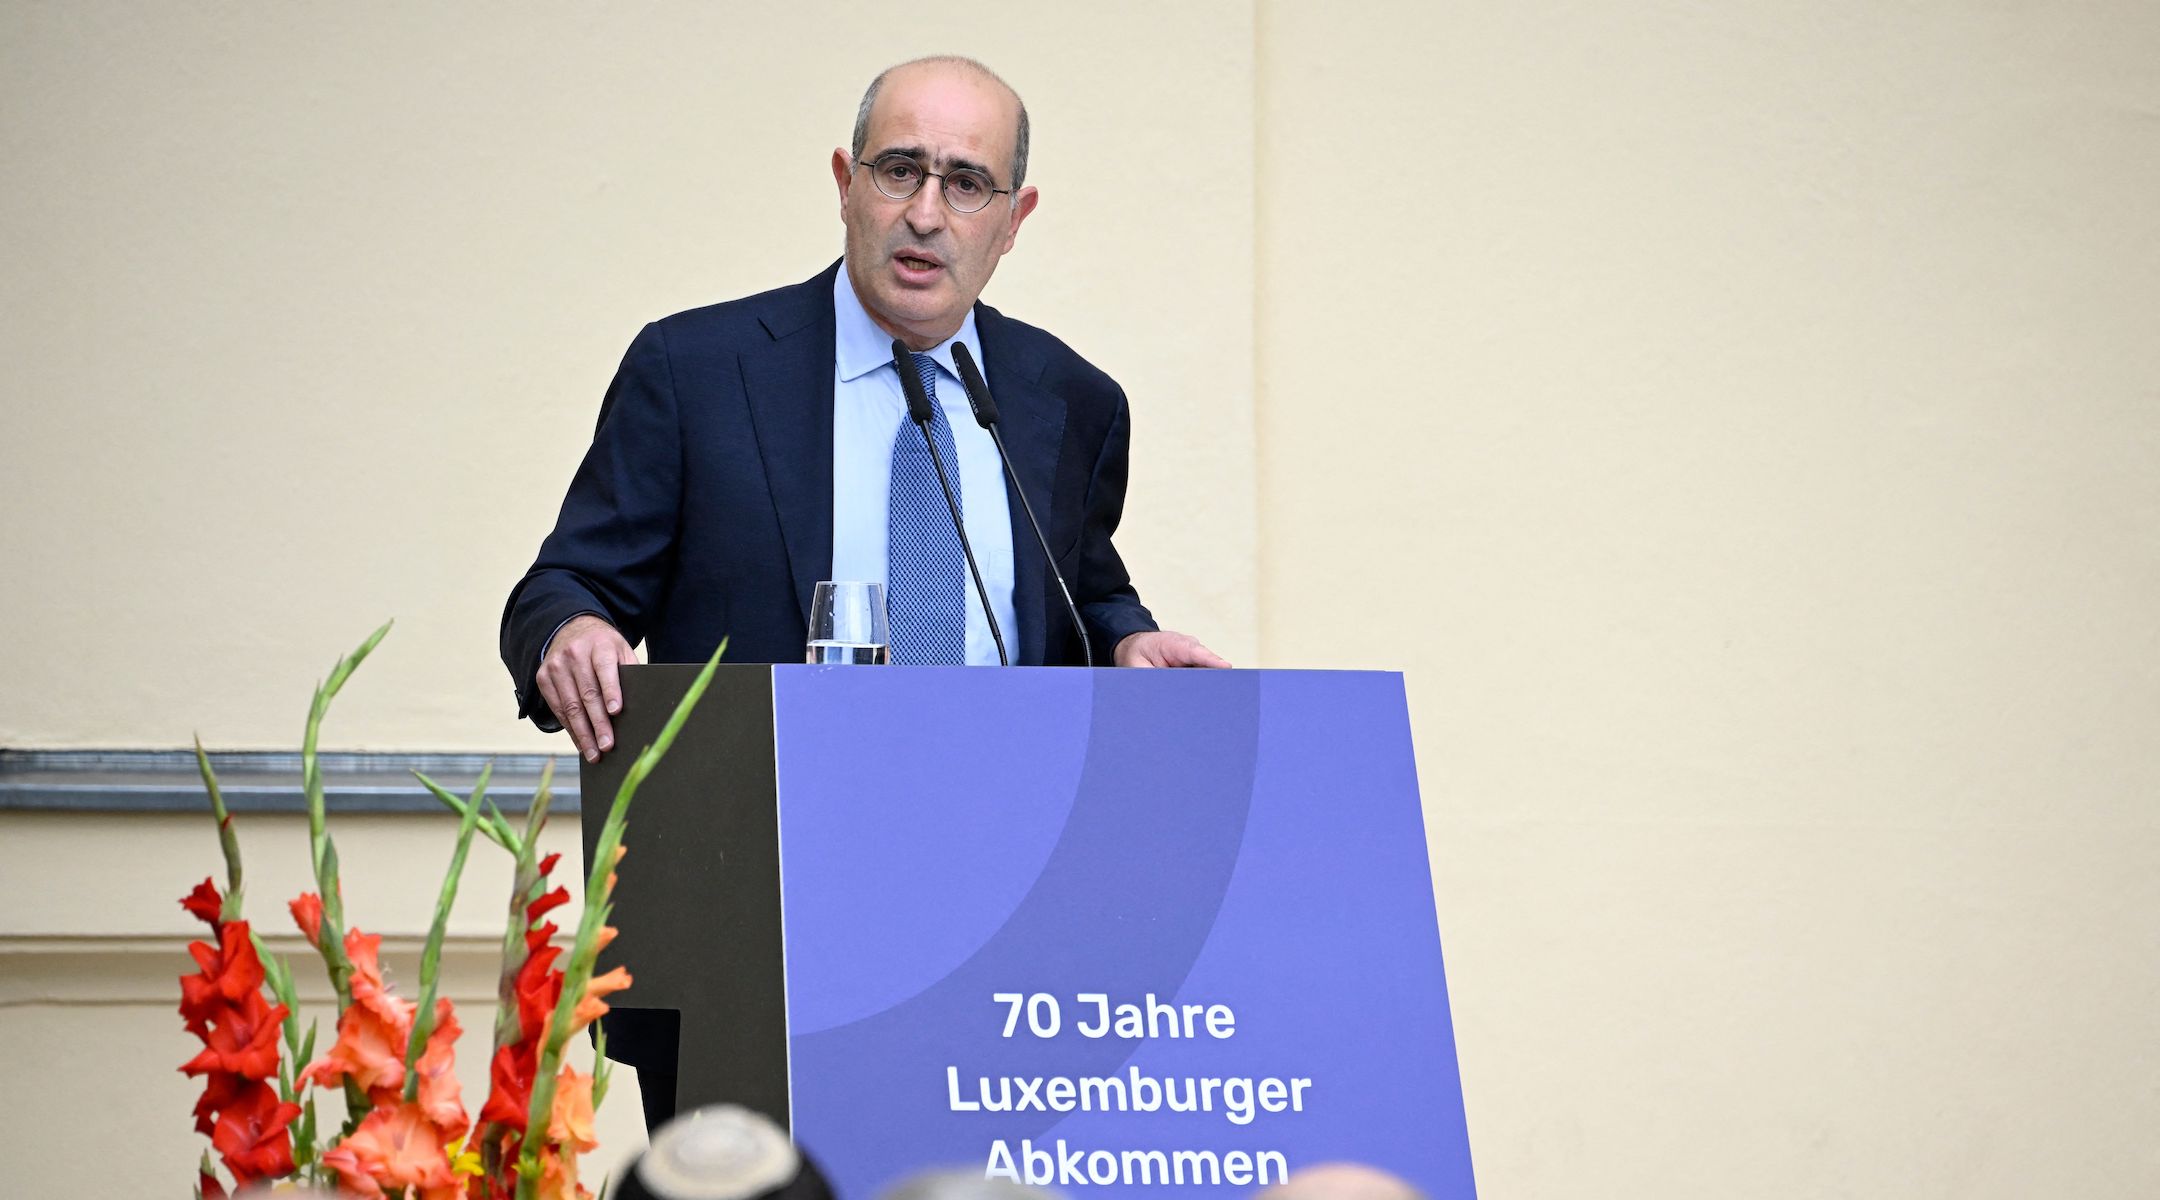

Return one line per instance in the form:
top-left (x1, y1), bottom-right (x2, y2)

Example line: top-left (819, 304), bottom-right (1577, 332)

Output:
top-left (807, 581), bottom-right (890, 664)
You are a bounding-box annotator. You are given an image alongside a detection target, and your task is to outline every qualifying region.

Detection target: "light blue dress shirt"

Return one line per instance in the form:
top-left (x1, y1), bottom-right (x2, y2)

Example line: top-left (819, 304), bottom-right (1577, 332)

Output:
top-left (830, 262), bottom-right (1017, 665)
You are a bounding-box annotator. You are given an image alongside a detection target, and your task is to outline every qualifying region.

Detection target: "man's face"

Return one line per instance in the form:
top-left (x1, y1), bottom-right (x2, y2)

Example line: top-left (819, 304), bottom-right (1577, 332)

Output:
top-left (832, 63), bottom-right (1039, 349)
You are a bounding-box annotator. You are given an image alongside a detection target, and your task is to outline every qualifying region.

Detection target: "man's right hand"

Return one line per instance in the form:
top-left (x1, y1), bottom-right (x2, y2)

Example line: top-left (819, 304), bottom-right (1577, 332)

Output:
top-left (536, 614), bottom-right (639, 762)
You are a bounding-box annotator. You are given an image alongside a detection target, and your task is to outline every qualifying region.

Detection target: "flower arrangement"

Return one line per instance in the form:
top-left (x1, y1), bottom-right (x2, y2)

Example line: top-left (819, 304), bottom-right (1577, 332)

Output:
top-left (179, 624), bottom-right (720, 1199)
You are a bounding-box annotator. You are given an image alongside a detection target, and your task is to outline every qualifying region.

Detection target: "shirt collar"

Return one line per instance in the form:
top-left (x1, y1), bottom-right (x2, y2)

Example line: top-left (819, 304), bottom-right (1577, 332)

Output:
top-left (834, 259), bottom-right (983, 386)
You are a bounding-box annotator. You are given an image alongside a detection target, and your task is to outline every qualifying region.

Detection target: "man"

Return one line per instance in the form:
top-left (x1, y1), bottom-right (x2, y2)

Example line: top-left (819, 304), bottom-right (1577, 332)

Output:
top-left (499, 57), bottom-right (1225, 1127)
top-left (501, 55), bottom-right (1225, 762)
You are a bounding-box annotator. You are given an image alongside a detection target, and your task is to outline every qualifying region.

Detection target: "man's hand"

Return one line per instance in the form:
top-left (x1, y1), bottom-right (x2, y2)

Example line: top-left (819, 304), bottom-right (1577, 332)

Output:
top-left (536, 614), bottom-right (639, 762)
top-left (1114, 630), bottom-right (1232, 669)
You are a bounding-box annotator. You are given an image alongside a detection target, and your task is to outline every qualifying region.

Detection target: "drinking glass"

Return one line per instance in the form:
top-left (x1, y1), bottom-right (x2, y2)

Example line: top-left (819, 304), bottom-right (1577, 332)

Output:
top-left (807, 581), bottom-right (890, 664)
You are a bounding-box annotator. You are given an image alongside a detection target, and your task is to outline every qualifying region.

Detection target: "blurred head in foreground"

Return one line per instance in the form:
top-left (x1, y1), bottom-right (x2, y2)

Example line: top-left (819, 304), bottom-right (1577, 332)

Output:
top-left (614, 1103), bottom-right (834, 1200)
top-left (878, 1169), bottom-right (1062, 1200)
top-left (1255, 1162), bottom-right (1427, 1200)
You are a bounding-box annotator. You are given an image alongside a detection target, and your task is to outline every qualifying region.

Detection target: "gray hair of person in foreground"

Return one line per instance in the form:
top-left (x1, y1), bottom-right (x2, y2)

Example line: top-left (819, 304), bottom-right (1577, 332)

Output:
top-left (878, 1168), bottom-right (1063, 1200)
top-left (618, 1103), bottom-right (832, 1200)
top-left (1254, 1162), bottom-right (1428, 1200)
top-left (850, 55), bottom-right (1031, 188)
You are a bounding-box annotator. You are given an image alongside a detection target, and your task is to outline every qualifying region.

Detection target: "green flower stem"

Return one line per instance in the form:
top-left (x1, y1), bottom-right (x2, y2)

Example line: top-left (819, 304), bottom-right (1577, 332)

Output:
top-left (192, 737), bottom-right (245, 921)
top-left (400, 763), bottom-right (491, 1101)
top-left (296, 621), bottom-right (389, 1137)
top-left (515, 643), bottom-right (724, 1200)
top-left (300, 620), bottom-right (390, 1002)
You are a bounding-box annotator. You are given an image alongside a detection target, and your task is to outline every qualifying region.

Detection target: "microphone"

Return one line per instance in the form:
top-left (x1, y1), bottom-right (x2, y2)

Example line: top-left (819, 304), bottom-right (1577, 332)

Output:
top-left (891, 339), bottom-right (1008, 666)
top-left (951, 342), bottom-right (1093, 667)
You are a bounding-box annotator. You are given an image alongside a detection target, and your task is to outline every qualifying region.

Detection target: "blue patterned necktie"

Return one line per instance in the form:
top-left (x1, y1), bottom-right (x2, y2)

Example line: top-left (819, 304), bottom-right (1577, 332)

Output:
top-left (887, 353), bottom-right (968, 664)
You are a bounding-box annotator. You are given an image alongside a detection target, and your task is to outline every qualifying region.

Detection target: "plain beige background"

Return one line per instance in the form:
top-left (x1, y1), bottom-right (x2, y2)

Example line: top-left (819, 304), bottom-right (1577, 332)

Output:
top-left (3, 2), bottom-right (2156, 1197)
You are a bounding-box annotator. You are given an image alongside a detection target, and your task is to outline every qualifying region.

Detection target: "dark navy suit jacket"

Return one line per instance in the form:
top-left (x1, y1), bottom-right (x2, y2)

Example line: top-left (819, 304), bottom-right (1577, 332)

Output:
top-left (500, 261), bottom-right (1159, 731)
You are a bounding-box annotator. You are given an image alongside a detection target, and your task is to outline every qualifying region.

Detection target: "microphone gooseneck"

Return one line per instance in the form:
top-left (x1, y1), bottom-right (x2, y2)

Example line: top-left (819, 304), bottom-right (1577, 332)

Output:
top-left (891, 339), bottom-right (1008, 666)
top-left (951, 342), bottom-right (1093, 668)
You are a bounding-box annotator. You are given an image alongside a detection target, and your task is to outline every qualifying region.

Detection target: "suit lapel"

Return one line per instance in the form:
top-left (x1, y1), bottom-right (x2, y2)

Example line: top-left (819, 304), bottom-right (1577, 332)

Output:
top-left (741, 266), bottom-right (840, 627)
top-left (977, 306), bottom-right (1067, 667)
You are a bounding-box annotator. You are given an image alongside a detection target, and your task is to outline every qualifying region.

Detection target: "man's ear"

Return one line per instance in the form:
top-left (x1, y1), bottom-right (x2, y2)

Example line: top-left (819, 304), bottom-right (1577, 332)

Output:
top-left (831, 148), bottom-right (854, 212)
top-left (1001, 185), bottom-right (1040, 254)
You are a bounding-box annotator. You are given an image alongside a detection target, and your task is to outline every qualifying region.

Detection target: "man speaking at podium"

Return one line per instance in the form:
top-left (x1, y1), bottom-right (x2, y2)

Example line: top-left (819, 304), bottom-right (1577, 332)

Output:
top-left (502, 54), bottom-right (1226, 770)
top-left (502, 54), bottom-right (1228, 1126)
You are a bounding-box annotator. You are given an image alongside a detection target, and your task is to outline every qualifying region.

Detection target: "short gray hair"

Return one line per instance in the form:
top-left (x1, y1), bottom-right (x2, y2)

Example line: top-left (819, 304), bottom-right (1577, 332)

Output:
top-left (851, 56), bottom-right (1030, 189)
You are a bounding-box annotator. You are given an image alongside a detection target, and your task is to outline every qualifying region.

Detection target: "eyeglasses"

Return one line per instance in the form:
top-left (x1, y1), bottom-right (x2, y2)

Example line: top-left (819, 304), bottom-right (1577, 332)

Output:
top-left (854, 153), bottom-right (1012, 214)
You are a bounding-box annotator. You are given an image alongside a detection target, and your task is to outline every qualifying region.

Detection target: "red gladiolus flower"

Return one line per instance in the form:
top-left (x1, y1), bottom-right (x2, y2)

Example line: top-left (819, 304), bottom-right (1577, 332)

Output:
top-left (180, 985), bottom-right (287, 1082)
top-left (209, 1079), bottom-right (301, 1184)
top-left (525, 859), bottom-right (570, 945)
top-left (476, 940), bottom-right (561, 1135)
top-left (479, 1040), bottom-right (537, 1130)
top-left (514, 944), bottom-right (564, 1035)
top-left (179, 879), bottom-right (297, 1193)
top-left (182, 878), bottom-right (225, 931)
top-left (190, 1069), bottom-right (249, 1138)
top-left (180, 922), bottom-right (271, 1035)
top-left (289, 891), bottom-right (325, 948)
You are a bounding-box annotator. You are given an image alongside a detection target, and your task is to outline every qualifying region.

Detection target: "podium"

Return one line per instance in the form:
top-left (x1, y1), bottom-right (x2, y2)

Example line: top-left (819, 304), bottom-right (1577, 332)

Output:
top-left (584, 665), bottom-right (1474, 1198)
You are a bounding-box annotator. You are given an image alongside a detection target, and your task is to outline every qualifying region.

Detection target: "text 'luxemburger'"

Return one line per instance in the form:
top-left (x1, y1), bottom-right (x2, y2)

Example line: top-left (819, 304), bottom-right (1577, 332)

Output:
top-left (950, 992), bottom-right (1312, 1189)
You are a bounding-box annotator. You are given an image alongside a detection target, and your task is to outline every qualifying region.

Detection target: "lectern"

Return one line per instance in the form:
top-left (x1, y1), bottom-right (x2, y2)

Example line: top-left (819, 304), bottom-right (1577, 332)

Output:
top-left (584, 665), bottom-right (1474, 1198)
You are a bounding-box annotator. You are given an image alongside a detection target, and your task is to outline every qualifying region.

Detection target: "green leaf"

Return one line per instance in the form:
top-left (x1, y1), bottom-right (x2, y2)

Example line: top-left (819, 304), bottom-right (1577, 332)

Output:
top-left (295, 1096), bottom-right (318, 1168)
top-left (401, 762), bottom-right (490, 1101)
top-left (483, 796), bottom-right (518, 850)
top-left (415, 769), bottom-right (517, 853)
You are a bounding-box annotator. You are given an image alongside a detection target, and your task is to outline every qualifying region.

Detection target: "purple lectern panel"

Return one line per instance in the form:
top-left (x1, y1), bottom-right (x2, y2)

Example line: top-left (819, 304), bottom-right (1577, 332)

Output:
top-left (771, 666), bottom-right (1473, 1198)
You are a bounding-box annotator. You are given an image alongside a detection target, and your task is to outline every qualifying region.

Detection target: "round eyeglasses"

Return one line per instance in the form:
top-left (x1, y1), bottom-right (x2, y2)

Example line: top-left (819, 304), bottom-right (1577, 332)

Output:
top-left (854, 153), bottom-right (1012, 214)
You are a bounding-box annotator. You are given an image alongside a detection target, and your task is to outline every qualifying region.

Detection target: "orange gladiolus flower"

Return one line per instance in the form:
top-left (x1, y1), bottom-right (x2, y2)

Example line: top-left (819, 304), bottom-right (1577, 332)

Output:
top-left (534, 1147), bottom-right (589, 1200)
top-left (303, 929), bottom-right (416, 1101)
top-left (320, 1101), bottom-right (461, 1200)
top-left (548, 1067), bottom-right (599, 1155)
top-left (288, 892), bottom-right (325, 948)
top-left (571, 966), bottom-right (632, 1033)
top-left (413, 997), bottom-right (468, 1133)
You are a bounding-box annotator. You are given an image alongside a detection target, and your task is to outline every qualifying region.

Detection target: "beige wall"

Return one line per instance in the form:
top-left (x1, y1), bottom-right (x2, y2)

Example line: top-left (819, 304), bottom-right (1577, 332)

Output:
top-left (3, 2), bottom-right (2156, 1197)
top-left (0, 0), bottom-right (1256, 750)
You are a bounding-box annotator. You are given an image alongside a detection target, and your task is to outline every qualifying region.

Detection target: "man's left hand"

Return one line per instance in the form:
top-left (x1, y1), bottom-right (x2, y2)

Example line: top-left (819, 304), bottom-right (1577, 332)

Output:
top-left (1115, 630), bottom-right (1232, 669)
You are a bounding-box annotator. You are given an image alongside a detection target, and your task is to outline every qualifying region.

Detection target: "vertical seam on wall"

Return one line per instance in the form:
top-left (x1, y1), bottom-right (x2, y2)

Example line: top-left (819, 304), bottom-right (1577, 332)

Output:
top-left (1249, 0), bottom-right (1269, 668)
